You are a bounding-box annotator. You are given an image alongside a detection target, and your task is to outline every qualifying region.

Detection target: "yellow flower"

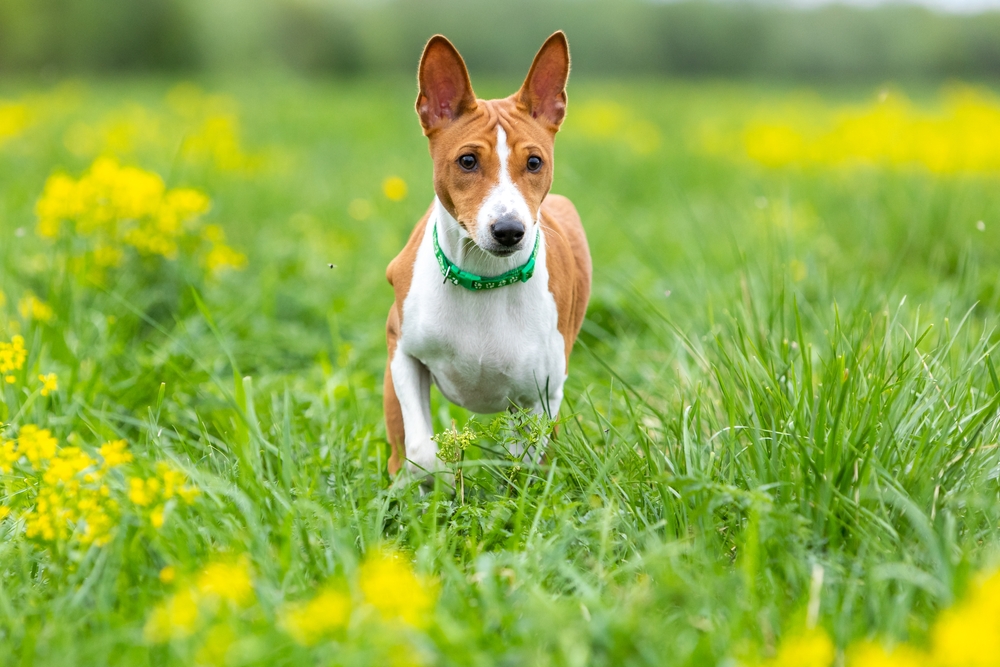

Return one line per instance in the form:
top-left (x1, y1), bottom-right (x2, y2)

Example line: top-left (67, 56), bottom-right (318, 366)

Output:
top-left (144, 589), bottom-right (200, 643)
top-left (847, 641), bottom-right (928, 667)
top-left (0, 335), bottom-right (27, 376)
top-left (359, 550), bottom-right (436, 628)
top-left (128, 478), bottom-right (154, 506)
top-left (766, 629), bottom-right (836, 667)
top-left (0, 439), bottom-right (17, 473)
top-left (931, 570), bottom-right (1000, 667)
top-left (382, 176), bottom-right (408, 202)
top-left (99, 440), bottom-right (132, 467)
top-left (0, 102), bottom-right (32, 146)
top-left (159, 566), bottom-right (176, 584)
top-left (195, 556), bottom-right (254, 607)
top-left (12, 428), bottom-right (119, 547)
top-left (738, 86), bottom-right (1000, 174)
top-left (128, 464), bottom-right (198, 524)
top-left (0, 506), bottom-right (10, 521)
top-left (38, 373), bottom-right (58, 397)
top-left (0, 289), bottom-right (6, 308)
top-left (203, 242), bottom-right (247, 274)
top-left (181, 113), bottom-right (261, 172)
top-left (280, 589), bottom-right (352, 645)
top-left (34, 157), bottom-right (243, 280)
top-left (15, 425), bottom-right (58, 465)
top-left (18, 293), bottom-right (54, 324)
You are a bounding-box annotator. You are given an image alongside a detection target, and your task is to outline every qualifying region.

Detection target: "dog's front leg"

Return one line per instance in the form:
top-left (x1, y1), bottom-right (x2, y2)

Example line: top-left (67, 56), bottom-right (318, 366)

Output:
top-left (388, 349), bottom-right (441, 479)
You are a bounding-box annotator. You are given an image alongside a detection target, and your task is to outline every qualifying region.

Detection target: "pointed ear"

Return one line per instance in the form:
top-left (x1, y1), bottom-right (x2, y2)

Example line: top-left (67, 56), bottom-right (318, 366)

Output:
top-left (517, 31), bottom-right (570, 131)
top-left (416, 35), bottom-right (477, 134)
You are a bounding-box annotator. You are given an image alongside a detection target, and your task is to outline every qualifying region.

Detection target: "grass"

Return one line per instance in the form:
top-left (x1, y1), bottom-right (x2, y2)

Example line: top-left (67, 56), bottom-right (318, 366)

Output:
top-left (1, 75), bottom-right (999, 666)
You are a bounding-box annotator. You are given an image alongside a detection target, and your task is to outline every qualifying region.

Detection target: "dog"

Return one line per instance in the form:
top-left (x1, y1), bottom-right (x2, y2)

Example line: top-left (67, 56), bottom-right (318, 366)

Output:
top-left (384, 31), bottom-right (591, 478)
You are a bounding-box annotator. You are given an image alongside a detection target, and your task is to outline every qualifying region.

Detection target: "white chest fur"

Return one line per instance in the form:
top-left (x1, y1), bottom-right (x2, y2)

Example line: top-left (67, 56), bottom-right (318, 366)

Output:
top-left (398, 212), bottom-right (567, 416)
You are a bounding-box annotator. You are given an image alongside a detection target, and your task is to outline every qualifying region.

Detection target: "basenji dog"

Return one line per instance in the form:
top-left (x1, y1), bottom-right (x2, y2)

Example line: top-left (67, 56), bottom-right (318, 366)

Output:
top-left (384, 31), bottom-right (591, 478)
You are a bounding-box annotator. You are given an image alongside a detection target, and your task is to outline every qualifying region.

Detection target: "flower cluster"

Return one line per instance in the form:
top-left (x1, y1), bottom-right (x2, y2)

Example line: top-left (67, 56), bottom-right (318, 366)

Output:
top-left (18, 292), bottom-right (55, 323)
top-left (751, 569), bottom-right (1000, 666)
top-left (0, 427), bottom-right (132, 546)
top-left (0, 335), bottom-right (27, 384)
top-left (278, 549), bottom-right (437, 646)
top-left (127, 462), bottom-right (199, 528)
top-left (0, 101), bottom-right (31, 147)
top-left (144, 556), bottom-right (255, 643)
top-left (34, 157), bottom-right (246, 279)
top-left (182, 114), bottom-right (264, 173)
top-left (741, 86), bottom-right (1000, 173)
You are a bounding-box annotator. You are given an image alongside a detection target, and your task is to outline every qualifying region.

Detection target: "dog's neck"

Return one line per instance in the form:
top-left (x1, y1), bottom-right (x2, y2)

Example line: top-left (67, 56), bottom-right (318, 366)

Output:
top-left (432, 198), bottom-right (539, 279)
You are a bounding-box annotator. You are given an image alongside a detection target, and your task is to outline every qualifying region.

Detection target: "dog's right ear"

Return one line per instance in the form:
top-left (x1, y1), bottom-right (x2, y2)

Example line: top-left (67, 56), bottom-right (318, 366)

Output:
top-left (416, 35), bottom-right (477, 134)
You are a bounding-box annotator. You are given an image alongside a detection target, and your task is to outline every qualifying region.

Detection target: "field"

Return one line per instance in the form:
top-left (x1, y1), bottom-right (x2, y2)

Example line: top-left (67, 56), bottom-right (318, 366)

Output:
top-left (2, 75), bottom-right (1000, 666)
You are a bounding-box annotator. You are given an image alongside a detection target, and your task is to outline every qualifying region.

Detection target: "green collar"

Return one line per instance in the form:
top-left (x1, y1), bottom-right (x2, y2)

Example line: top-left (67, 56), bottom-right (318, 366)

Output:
top-left (433, 224), bottom-right (539, 290)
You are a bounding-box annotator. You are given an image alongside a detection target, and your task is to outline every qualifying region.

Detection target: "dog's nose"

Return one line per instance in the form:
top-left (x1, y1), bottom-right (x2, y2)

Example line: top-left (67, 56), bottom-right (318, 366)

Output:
top-left (491, 216), bottom-right (525, 247)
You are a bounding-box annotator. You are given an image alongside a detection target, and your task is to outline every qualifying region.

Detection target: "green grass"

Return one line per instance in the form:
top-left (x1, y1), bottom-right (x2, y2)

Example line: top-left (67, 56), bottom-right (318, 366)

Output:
top-left (1, 75), bottom-right (1000, 666)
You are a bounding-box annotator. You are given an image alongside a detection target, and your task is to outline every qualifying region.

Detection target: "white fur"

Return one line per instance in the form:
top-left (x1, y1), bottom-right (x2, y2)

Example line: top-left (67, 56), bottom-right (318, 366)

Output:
top-left (391, 126), bottom-right (566, 475)
top-left (474, 125), bottom-right (534, 252)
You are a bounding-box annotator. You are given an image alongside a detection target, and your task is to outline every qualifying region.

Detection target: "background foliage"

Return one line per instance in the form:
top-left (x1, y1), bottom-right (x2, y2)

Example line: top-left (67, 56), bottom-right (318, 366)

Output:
top-left (1, 0), bottom-right (1000, 80)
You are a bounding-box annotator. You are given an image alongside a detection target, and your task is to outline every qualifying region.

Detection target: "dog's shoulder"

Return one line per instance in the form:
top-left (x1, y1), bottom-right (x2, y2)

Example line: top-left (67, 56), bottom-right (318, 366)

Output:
top-left (386, 202), bottom-right (434, 297)
top-left (540, 194), bottom-right (591, 360)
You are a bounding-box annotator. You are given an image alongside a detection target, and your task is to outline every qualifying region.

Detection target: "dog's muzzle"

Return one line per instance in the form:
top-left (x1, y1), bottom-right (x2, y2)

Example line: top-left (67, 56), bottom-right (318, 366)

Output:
top-left (490, 215), bottom-right (525, 248)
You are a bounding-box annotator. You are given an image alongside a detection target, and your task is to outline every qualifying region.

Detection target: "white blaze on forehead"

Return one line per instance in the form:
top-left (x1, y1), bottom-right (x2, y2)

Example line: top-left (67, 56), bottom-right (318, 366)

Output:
top-left (475, 125), bottom-right (534, 237)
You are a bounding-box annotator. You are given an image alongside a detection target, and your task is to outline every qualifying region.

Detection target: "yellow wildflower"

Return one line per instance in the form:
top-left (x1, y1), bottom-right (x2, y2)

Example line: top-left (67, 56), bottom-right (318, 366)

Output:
top-left (144, 588), bottom-right (200, 643)
top-left (0, 335), bottom-right (27, 379)
top-left (766, 628), bottom-right (836, 667)
top-left (195, 556), bottom-right (255, 607)
top-left (18, 293), bottom-right (54, 323)
top-left (159, 566), bottom-right (176, 584)
top-left (14, 430), bottom-right (119, 547)
top-left (359, 550), bottom-right (436, 628)
top-left (38, 373), bottom-right (58, 397)
top-left (382, 176), bottom-right (408, 202)
top-left (739, 86), bottom-right (1000, 174)
top-left (34, 157), bottom-right (242, 281)
top-left (0, 289), bottom-right (6, 307)
top-left (0, 102), bottom-right (32, 146)
top-left (203, 242), bottom-right (247, 274)
top-left (847, 641), bottom-right (927, 667)
top-left (181, 114), bottom-right (261, 172)
top-left (279, 589), bottom-right (352, 645)
top-left (99, 440), bottom-right (132, 467)
top-left (16, 425), bottom-right (58, 465)
top-left (931, 570), bottom-right (1000, 667)
top-left (128, 463), bottom-right (198, 524)
top-left (128, 478), bottom-right (154, 506)
top-left (0, 439), bottom-right (17, 473)
top-left (0, 506), bottom-right (10, 521)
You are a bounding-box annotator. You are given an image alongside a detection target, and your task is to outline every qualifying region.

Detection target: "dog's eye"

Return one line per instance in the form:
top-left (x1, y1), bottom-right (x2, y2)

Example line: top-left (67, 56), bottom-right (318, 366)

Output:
top-left (458, 154), bottom-right (478, 171)
top-left (526, 156), bottom-right (543, 173)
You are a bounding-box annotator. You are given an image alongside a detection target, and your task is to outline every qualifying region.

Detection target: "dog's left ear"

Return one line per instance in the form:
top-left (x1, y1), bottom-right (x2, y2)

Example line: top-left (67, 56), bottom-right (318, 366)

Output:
top-left (517, 31), bottom-right (570, 132)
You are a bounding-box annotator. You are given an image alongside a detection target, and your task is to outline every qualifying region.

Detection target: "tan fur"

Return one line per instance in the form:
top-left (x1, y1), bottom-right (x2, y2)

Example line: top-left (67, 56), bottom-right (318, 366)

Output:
top-left (384, 32), bottom-right (591, 475)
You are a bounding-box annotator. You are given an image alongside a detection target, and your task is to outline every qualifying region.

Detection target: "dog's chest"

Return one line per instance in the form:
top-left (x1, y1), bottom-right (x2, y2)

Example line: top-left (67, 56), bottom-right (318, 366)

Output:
top-left (399, 229), bottom-right (566, 414)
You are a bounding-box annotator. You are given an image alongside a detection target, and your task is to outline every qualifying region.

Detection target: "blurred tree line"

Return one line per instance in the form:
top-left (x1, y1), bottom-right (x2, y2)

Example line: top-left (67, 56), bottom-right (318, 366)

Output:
top-left (1, 0), bottom-right (999, 80)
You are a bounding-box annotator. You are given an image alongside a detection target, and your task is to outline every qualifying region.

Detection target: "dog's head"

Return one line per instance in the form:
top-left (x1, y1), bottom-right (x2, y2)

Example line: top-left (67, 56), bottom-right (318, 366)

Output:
top-left (416, 32), bottom-right (570, 257)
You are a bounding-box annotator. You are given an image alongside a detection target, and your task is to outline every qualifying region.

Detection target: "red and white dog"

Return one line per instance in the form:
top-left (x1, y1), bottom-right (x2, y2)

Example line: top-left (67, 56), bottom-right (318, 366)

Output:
top-left (384, 32), bottom-right (591, 477)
